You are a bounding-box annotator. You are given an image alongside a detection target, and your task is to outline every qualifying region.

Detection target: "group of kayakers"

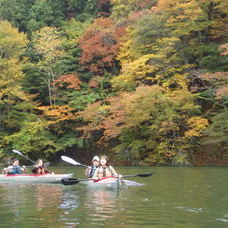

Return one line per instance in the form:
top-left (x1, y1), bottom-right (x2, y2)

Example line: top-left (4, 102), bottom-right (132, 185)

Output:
top-left (2, 154), bottom-right (120, 179)
top-left (2, 159), bottom-right (50, 175)
top-left (85, 155), bottom-right (121, 179)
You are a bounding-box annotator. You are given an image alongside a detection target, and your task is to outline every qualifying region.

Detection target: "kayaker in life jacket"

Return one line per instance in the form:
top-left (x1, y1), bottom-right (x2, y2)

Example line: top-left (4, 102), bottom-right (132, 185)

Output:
top-left (3, 159), bottom-right (27, 174)
top-left (92, 155), bottom-right (122, 179)
top-left (85, 156), bottom-right (100, 178)
top-left (31, 159), bottom-right (51, 175)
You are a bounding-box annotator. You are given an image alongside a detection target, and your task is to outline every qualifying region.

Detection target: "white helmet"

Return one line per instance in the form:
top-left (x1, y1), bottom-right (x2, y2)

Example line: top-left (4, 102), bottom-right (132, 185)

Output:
top-left (92, 156), bottom-right (100, 162)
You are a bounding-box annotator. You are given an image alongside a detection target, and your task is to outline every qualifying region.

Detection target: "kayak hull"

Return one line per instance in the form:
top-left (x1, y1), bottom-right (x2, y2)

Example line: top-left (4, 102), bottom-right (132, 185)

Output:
top-left (0, 173), bottom-right (73, 183)
top-left (85, 177), bottom-right (122, 189)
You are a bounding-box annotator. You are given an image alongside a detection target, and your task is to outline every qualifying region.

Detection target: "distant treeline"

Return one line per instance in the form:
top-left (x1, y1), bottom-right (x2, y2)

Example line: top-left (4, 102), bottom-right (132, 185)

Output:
top-left (0, 0), bottom-right (227, 166)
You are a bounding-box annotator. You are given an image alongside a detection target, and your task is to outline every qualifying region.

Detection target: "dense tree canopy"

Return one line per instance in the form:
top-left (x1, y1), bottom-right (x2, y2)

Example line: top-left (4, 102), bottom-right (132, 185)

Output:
top-left (0, 0), bottom-right (227, 165)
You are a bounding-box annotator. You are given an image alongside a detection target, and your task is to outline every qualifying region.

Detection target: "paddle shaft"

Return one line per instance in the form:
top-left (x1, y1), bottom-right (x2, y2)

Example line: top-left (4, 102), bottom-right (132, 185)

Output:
top-left (12, 150), bottom-right (36, 164)
top-left (78, 164), bottom-right (89, 168)
top-left (121, 172), bottom-right (154, 178)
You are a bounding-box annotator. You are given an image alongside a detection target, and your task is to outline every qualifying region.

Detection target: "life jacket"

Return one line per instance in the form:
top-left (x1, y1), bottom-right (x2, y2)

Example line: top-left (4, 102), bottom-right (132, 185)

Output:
top-left (97, 166), bottom-right (113, 178)
top-left (32, 166), bottom-right (50, 174)
top-left (89, 166), bottom-right (98, 178)
top-left (8, 166), bottom-right (22, 174)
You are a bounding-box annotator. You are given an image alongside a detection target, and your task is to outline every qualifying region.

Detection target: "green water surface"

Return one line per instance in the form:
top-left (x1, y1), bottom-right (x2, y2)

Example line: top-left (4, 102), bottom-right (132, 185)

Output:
top-left (0, 166), bottom-right (227, 228)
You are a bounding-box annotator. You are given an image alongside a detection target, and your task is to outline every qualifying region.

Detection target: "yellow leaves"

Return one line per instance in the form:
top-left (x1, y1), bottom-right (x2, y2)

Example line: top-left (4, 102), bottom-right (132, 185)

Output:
top-left (155, 37), bottom-right (180, 55)
top-left (220, 44), bottom-right (228, 56)
top-left (117, 38), bottom-right (136, 63)
top-left (163, 73), bottom-right (189, 90)
top-left (185, 117), bottom-right (209, 138)
top-left (152, 0), bottom-right (209, 38)
top-left (33, 27), bottom-right (64, 65)
top-left (0, 21), bottom-right (27, 58)
top-left (112, 54), bottom-right (158, 90)
top-left (0, 58), bottom-right (28, 102)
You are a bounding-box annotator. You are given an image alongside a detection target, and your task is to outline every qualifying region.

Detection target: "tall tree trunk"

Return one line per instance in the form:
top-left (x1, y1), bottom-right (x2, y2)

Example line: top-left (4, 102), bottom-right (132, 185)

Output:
top-left (48, 77), bottom-right (53, 106)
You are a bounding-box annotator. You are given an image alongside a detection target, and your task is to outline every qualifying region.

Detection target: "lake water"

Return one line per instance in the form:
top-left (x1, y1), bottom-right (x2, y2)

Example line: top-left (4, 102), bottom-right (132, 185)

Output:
top-left (0, 166), bottom-right (228, 227)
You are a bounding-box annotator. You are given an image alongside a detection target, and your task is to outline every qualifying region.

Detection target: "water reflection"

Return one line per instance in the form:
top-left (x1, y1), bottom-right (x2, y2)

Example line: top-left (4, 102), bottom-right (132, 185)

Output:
top-left (0, 183), bottom-right (65, 227)
top-left (59, 189), bottom-right (79, 211)
top-left (57, 184), bottom-right (123, 227)
top-left (85, 187), bottom-right (120, 220)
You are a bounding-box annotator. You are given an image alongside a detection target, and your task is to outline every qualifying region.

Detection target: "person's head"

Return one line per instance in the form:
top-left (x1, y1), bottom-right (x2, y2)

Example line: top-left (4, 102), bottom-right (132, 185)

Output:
top-left (100, 155), bottom-right (109, 166)
top-left (92, 156), bottom-right (100, 166)
top-left (12, 159), bottom-right (19, 166)
top-left (36, 159), bottom-right (44, 167)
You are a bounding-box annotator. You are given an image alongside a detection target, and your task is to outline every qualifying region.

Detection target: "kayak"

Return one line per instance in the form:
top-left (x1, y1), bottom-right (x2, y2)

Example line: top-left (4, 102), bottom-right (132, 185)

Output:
top-left (0, 173), bottom-right (73, 183)
top-left (85, 177), bottom-right (122, 189)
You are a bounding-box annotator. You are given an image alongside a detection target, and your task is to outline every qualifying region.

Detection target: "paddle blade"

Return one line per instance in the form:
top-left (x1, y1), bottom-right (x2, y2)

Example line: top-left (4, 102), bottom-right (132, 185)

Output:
top-left (137, 172), bottom-right (154, 177)
top-left (12, 149), bottom-right (23, 156)
top-left (122, 172), bottom-right (155, 178)
top-left (61, 156), bottom-right (81, 166)
top-left (61, 178), bottom-right (80, 185)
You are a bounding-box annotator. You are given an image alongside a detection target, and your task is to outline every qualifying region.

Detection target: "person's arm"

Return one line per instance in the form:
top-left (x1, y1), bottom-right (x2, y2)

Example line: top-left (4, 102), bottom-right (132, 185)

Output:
top-left (85, 167), bottom-right (91, 177)
top-left (21, 166), bottom-right (27, 173)
top-left (31, 166), bottom-right (38, 174)
top-left (7, 166), bottom-right (14, 174)
top-left (2, 167), bottom-right (10, 174)
top-left (109, 166), bottom-right (119, 177)
top-left (44, 168), bottom-right (52, 174)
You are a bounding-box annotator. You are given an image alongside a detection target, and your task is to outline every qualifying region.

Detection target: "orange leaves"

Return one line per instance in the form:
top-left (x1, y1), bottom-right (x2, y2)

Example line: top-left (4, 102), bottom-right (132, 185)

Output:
top-left (220, 44), bottom-right (228, 56)
top-left (54, 73), bottom-right (81, 90)
top-left (37, 105), bottom-right (75, 125)
top-left (79, 18), bottom-right (126, 74)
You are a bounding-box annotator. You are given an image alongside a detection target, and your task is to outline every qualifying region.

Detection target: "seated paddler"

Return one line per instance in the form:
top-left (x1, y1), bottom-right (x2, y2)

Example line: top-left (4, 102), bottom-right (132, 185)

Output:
top-left (3, 159), bottom-right (27, 174)
top-left (85, 156), bottom-right (100, 178)
top-left (31, 159), bottom-right (51, 174)
top-left (92, 155), bottom-right (122, 180)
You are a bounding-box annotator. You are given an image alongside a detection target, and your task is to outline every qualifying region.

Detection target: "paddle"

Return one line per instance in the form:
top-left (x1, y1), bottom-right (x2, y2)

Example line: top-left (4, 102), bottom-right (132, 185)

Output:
top-left (12, 149), bottom-right (36, 164)
top-left (61, 178), bottom-right (87, 185)
top-left (61, 172), bottom-right (154, 185)
top-left (61, 155), bottom-right (90, 168)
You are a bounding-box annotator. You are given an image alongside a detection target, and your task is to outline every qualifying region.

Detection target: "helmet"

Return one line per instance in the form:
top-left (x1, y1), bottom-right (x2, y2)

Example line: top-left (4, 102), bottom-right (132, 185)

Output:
top-left (92, 156), bottom-right (100, 162)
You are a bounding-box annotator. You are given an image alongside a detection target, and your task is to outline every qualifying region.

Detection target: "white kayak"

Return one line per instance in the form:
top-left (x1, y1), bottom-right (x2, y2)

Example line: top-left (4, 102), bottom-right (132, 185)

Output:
top-left (0, 173), bottom-right (73, 183)
top-left (85, 177), bottom-right (122, 189)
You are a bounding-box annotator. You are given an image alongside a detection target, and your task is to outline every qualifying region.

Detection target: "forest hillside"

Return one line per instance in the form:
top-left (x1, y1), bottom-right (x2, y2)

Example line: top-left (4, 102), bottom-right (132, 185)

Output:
top-left (0, 0), bottom-right (227, 166)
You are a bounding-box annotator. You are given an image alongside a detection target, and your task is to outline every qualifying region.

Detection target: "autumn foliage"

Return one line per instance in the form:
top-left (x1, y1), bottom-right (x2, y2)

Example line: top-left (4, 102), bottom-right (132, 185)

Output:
top-left (37, 105), bottom-right (75, 125)
top-left (54, 73), bottom-right (81, 90)
top-left (79, 18), bottom-right (125, 74)
top-left (0, 0), bottom-right (227, 165)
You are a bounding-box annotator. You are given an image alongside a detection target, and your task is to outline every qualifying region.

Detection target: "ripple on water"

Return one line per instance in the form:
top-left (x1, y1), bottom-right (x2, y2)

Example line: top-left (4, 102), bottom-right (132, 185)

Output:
top-left (216, 218), bottom-right (228, 223)
top-left (175, 206), bottom-right (204, 213)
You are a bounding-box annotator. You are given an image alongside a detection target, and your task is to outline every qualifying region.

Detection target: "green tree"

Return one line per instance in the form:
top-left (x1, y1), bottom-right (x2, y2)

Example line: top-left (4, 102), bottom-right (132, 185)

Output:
top-left (32, 26), bottom-right (65, 106)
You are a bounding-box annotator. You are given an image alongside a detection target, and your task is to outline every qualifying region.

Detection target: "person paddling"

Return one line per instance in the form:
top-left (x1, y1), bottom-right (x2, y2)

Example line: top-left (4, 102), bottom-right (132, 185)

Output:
top-left (85, 156), bottom-right (100, 178)
top-left (31, 159), bottom-right (52, 175)
top-left (2, 159), bottom-right (27, 174)
top-left (92, 155), bottom-right (121, 179)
